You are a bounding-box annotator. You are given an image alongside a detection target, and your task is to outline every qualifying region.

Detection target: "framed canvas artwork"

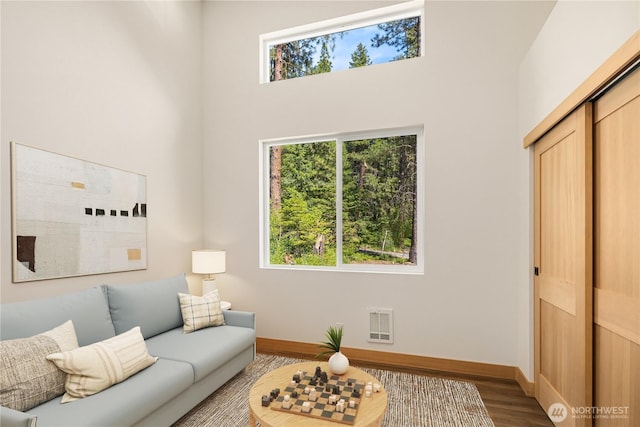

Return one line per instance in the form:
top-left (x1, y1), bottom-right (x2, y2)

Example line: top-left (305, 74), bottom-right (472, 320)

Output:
top-left (11, 142), bottom-right (147, 282)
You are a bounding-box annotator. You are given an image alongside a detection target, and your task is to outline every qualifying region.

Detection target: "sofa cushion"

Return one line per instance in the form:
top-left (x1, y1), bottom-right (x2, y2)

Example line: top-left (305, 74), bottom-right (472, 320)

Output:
top-left (47, 326), bottom-right (158, 403)
top-left (179, 290), bottom-right (225, 333)
top-left (0, 287), bottom-right (115, 346)
top-left (145, 325), bottom-right (256, 382)
top-left (29, 358), bottom-right (194, 427)
top-left (0, 321), bottom-right (78, 411)
top-left (106, 274), bottom-right (188, 339)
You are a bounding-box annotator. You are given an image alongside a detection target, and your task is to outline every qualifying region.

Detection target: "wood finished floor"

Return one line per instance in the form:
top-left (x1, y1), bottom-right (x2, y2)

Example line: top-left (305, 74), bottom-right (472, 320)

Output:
top-left (258, 351), bottom-right (554, 427)
top-left (449, 373), bottom-right (553, 427)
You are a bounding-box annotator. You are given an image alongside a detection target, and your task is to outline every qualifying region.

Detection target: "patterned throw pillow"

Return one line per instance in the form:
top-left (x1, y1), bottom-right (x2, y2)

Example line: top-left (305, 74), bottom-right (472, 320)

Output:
top-left (0, 320), bottom-right (79, 411)
top-left (46, 326), bottom-right (157, 403)
top-left (178, 290), bottom-right (225, 333)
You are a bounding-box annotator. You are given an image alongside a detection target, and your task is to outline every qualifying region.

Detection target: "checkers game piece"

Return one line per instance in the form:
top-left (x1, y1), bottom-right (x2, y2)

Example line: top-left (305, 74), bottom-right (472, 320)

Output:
top-left (270, 369), bottom-right (367, 425)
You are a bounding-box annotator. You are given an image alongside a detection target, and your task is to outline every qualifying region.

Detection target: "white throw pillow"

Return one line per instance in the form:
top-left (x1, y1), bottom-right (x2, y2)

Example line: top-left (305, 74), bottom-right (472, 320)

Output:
top-left (178, 290), bottom-right (225, 333)
top-left (47, 326), bottom-right (157, 403)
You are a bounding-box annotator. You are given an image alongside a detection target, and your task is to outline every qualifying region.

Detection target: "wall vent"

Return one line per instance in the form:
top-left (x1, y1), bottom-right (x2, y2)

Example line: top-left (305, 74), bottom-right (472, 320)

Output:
top-left (368, 308), bottom-right (393, 344)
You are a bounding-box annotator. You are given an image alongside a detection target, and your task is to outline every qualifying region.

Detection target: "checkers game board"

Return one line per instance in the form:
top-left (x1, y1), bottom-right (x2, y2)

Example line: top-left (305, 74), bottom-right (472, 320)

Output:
top-left (270, 369), bottom-right (366, 425)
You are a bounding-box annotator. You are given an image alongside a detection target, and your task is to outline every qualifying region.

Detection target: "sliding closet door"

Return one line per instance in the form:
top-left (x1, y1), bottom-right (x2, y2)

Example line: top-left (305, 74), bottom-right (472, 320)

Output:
top-left (534, 104), bottom-right (593, 427)
top-left (593, 66), bottom-right (640, 427)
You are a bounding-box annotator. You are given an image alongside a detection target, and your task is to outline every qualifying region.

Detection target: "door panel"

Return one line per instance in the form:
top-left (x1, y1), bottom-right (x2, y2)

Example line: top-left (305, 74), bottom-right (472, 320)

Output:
top-left (534, 104), bottom-right (593, 427)
top-left (593, 65), bottom-right (640, 427)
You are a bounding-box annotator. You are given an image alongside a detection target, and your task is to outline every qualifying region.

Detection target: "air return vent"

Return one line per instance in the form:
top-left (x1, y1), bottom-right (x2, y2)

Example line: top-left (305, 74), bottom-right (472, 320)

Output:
top-left (368, 308), bottom-right (393, 343)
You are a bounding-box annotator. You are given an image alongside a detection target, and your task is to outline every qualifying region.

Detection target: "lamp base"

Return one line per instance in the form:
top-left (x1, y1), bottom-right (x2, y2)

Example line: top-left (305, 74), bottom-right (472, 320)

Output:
top-left (202, 278), bottom-right (217, 296)
top-left (202, 279), bottom-right (230, 309)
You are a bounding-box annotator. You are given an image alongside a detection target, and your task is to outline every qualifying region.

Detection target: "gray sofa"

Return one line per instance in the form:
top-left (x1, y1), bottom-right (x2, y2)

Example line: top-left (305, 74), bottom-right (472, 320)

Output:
top-left (0, 274), bottom-right (256, 427)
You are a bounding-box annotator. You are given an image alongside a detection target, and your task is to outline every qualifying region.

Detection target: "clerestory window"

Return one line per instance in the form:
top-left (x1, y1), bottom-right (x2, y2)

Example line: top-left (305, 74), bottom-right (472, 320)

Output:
top-left (260, 127), bottom-right (424, 274)
top-left (259, 0), bottom-right (424, 83)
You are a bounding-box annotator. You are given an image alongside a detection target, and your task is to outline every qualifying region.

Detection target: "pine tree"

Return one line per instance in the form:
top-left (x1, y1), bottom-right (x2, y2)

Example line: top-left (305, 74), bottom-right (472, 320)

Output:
top-left (311, 37), bottom-right (333, 74)
top-left (270, 38), bottom-right (320, 211)
top-left (371, 17), bottom-right (420, 60)
top-left (270, 39), bottom-right (316, 81)
top-left (349, 43), bottom-right (372, 68)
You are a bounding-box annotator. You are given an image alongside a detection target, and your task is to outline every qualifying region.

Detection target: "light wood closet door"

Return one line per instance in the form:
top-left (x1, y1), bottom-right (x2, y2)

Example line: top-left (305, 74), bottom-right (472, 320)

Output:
top-left (593, 66), bottom-right (640, 427)
top-left (534, 104), bottom-right (593, 427)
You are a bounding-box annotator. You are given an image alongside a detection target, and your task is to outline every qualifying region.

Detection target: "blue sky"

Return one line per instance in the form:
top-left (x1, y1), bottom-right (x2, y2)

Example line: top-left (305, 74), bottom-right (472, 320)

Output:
top-left (312, 23), bottom-right (399, 71)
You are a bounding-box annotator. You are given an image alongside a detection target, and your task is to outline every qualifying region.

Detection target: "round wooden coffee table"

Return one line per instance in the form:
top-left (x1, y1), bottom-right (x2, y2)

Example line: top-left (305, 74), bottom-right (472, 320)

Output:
top-left (248, 361), bottom-right (387, 427)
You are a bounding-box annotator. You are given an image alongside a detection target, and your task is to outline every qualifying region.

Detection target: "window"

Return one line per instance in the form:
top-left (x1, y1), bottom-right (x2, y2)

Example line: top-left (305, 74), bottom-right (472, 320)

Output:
top-left (260, 127), bottom-right (424, 274)
top-left (259, 0), bottom-right (424, 83)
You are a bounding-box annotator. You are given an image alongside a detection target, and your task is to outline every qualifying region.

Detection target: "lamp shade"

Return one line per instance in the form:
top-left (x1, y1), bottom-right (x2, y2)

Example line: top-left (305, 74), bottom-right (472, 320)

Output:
top-left (192, 250), bottom-right (226, 274)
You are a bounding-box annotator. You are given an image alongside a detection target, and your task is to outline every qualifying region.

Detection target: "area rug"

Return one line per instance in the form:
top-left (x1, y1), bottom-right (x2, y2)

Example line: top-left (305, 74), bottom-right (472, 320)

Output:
top-left (172, 353), bottom-right (495, 427)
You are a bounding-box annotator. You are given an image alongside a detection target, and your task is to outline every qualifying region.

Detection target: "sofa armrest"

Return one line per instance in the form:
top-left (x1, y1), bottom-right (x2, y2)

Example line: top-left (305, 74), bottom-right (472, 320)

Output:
top-left (223, 310), bottom-right (255, 329)
top-left (0, 406), bottom-right (37, 427)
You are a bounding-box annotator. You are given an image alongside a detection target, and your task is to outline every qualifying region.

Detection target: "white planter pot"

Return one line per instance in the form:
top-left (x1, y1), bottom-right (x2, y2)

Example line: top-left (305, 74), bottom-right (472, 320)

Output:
top-left (328, 351), bottom-right (349, 375)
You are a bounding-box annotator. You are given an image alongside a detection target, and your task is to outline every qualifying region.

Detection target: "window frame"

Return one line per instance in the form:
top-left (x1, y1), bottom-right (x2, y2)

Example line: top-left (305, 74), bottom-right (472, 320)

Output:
top-left (259, 126), bottom-right (424, 275)
top-left (258, 0), bottom-right (425, 84)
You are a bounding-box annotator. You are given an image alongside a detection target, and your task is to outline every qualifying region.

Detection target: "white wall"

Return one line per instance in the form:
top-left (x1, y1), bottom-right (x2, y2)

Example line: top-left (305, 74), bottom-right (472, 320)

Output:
top-left (1, 1), bottom-right (203, 302)
top-left (516, 1), bottom-right (640, 379)
top-left (202, 0), bottom-right (551, 370)
top-left (518, 0), bottom-right (640, 138)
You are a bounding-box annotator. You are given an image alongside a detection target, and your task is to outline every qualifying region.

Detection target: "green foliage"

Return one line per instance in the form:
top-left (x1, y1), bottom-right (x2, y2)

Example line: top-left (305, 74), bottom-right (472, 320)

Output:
top-left (297, 248), bottom-right (336, 266)
top-left (349, 43), bottom-right (372, 68)
top-left (270, 141), bottom-right (336, 265)
top-left (269, 39), bottom-right (317, 81)
top-left (270, 34), bottom-right (335, 81)
top-left (342, 246), bottom-right (410, 265)
top-left (269, 135), bottom-right (417, 267)
top-left (316, 325), bottom-right (343, 358)
top-left (342, 136), bottom-right (417, 264)
top-left (310, 36), bottom-right (333, 74)
top-left (371, 17), bottom-right (421, 60)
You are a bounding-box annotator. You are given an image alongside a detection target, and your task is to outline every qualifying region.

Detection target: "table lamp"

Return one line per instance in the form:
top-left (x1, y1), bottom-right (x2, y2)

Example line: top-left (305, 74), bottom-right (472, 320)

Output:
top-left (192, 249), bottom-right (226, 296)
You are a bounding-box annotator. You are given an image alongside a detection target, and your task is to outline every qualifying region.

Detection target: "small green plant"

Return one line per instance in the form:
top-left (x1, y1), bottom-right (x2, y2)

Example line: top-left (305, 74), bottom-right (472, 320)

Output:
top-left (316, 325), bottom-right (343, 359)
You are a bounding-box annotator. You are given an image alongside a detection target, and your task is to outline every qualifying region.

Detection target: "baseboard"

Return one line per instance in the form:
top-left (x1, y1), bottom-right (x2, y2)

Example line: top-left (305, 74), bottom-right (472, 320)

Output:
top-left (256, 337), bottom-right (535, 396)
top-left (515, 367), bottom-right (535, 397)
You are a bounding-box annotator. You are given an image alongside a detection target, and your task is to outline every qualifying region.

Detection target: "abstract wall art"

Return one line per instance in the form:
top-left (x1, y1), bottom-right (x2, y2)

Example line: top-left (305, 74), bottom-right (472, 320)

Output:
top-left (11, 142), bottom-right (147, 282)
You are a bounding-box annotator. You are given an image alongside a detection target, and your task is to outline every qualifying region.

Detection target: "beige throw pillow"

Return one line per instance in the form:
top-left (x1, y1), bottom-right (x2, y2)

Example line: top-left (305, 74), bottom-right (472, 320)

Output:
top-left (40, 319), bottom-right (79, 352)
top-left (47, 326), bottom-right (157, 403)
top-left (0, 320), bottom-right (79, 411)
top-left (179, 290), bottom-right (225, 333)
